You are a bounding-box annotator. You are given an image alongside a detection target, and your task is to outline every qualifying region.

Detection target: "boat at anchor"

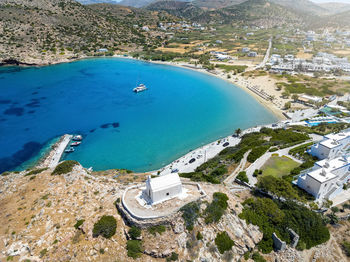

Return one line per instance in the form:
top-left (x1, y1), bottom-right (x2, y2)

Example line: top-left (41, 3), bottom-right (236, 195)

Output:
top-left (133, 84), bottom-right (147, 93)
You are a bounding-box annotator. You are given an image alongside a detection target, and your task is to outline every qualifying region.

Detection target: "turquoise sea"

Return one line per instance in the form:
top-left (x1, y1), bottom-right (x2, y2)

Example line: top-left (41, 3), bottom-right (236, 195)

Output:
top-left (0, 58), bottom-right (277, 173)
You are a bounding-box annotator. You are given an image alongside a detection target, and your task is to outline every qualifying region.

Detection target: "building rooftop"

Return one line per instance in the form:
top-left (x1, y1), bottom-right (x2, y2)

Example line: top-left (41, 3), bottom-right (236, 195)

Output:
top-left (319, 131), bottom-right (350, 149)
top-left (307, 168), bottom-right (337, 183)
top-left (320, 139), bottom-right (341, 149)
top-left (325, 131), bottom-right (350, 142)
top-left (316, 156), bottom-right (350, 172)
top-left (147, 173), bottom-right (182, 192)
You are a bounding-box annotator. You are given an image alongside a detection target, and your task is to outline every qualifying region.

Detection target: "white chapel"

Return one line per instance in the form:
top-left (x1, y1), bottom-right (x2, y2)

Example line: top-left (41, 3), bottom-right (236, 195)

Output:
top-left (144, 173), bottom-right (183, 204)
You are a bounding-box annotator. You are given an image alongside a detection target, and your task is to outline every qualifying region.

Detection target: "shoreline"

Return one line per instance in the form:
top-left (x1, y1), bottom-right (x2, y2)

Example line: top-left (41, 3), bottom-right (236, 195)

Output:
top-left (150, 122), bottom-right (287, 176)
top-left (0, 55), bottom-right (285, 120)
top-left (3, 55), bottom-right (287, 174)
top-left (114, 56), bottom-right (286, 120)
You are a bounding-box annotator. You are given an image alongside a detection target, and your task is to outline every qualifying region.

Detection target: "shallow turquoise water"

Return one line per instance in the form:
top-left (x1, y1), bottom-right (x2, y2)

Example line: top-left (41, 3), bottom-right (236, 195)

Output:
top-left (0, 58), bottom-right (277, 172)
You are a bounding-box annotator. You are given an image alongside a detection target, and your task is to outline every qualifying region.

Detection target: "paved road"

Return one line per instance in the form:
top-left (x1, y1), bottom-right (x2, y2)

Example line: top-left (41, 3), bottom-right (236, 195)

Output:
top-left (224, 150), bottom-right (251, 185)
top-left (255, 37), bottom-right (272, 70)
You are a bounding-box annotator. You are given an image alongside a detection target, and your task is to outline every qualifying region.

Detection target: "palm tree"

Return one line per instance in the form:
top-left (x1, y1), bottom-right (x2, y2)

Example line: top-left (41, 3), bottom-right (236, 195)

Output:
top-left (292, 94), bottom-right (299, 102)
top-left (235, 128), bottom-right (242, 137)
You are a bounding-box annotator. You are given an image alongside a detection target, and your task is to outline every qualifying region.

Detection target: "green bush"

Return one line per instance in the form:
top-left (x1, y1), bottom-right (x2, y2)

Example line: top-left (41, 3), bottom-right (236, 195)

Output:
top-left (40, 248), bottom-right (47, 257)
top-left (342, 241), bottom-right (350, 257)
top-left (257, 175), bottom-right (299, 200)
top-left (166, 252), bottom-right (179, 261)
top-left (209, 165), bottom-right (228, 177)
top-left (248, 146), bottom-right (270, 163)
top-left (129, 226), bottom-right (141, 240)
top-left (1, 171), bottom-right (10, 176)
top-left (92, 215), bottom-right (116, 239)
top-left (269, 147), bottom-right (278, 152)
top-left (240, 197), bottom-right (330, 253)
top-left (331, 206), bottom-right (339, 213)
top-left (24, 168), bottom-right (48, 177)
top-left (148, 225), bottom-right (166, 236)
top-left (52, 160), bottom-right (78, 175)
top-left (74, 219), bottom-right (85, 229)
top-left (215, 232), bottom-right (234, 254)
top-left (179, 171), bottom-right (220, 184)
top-left (196, 231), bottom-right (203, 240)
top-left (204, 192), bottom-right (229, 224)
top-left (252, 252), bottom-right (266, 262)
top-left (237, 171), bottom-right (249, 183)
top-left (127, 240), bottom-right (143, 258)
top-left (180, 201), bottom-right (201, 230)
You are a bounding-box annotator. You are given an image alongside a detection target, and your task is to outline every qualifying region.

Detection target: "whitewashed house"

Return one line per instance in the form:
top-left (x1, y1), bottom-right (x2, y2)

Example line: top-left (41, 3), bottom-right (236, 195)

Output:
top-left (144, 173), bottom-right (183, 204)
top-left (296, 155), bottom-right (350, 201)
top-left (309, 130), bottom-right (350, 160)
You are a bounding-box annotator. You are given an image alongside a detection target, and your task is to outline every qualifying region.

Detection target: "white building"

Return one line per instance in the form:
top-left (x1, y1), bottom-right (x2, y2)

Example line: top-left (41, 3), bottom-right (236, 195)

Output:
top-left (144, 173), bottom-right (183, 204)
top-left (309, 130), bottom-right (350, 160)
top-left (242, 47), bottom-right (250, 53)
top-left (297, 155), bottom-right (350, 201)
top-left (248, 52), bottom-right (257, 57)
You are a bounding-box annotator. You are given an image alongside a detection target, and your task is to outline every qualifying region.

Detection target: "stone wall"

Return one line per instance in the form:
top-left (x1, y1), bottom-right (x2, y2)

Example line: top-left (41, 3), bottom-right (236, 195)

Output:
top-left (272, 232), bottom-right (286, 251)
top-left (118, 181), bottom-right (206, 228)
top-left (288, 228), bottom-right (300, 248)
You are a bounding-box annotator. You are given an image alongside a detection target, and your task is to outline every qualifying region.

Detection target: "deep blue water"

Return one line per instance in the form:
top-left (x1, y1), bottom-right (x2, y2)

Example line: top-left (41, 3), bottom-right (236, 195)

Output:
top-left (0, 58), bottom-right (277, 173)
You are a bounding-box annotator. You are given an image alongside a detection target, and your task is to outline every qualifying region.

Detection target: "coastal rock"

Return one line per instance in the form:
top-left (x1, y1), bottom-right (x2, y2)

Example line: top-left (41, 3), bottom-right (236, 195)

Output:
top-left (177, 232), bottom-right (187, 248)
top-left (171, 218), bottom-right (185, 234)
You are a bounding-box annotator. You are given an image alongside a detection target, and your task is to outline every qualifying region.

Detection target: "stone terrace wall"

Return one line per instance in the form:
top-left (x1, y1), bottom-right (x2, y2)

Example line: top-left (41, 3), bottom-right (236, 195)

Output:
top-left (119, 181), bottom-right (206, 228)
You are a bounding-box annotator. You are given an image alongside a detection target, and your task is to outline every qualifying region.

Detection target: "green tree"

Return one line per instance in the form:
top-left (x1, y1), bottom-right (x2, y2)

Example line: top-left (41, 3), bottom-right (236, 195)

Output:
top-left (127, 240), bottom-right (143, 258)
top-left (235, 128), bottom-right (242, 137)
top-left (284, 101), bottom-right (291, 110)
top-left (215, 232), bottom-right (235, 254)
top-left (92, 215), bottom-right (117, 239)
top-left (237, 171), bottom-right (249, 183)
top-left (292, 94), bottom-right (299, 102)
top-left (129, 226), bottom-right (141, 240)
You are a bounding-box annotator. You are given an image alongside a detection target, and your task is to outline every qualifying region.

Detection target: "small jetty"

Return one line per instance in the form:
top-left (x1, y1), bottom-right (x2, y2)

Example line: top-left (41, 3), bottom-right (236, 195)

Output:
top-left (37, 134), bottom-right (73, 168)
top-left (49, 135), bottom-right (73, 167)
top-left (133, 84), bottom-right (147, 93)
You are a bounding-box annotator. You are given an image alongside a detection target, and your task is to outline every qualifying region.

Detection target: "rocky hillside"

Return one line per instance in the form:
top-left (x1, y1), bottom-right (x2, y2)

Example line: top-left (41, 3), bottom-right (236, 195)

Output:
top-left (77, 0), bottom-right (120, 4)
top-left (1, 162), bottom-right (350, 261)
top-left (119, 0), bottom-right (156, 8)
top-left (192, 0), bottom-right (245, 9)
top-left (146, 1), bottom-right (206, 21)
top-left (0, 0), bottom-right (159, 64)
top-left (319, 2), bottom-right (350, 15)
top-left (309, 9), bottom-right (350, 29)
top-left (89, 3), bottom-right (177, 27)
top-left (0, 163), bottom-right (264, 261)
top-left (147, 0), bottom-right (305, 27)
top-left (270, 0), bottom-right (328, 16)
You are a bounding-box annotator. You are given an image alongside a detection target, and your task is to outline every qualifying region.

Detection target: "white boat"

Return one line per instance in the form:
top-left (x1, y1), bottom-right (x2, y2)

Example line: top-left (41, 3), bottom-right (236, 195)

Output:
top-left (71, 141), bottom-right (81, 146)
top-left (65, 147), bottom-right (75, 153)
top-left (133, 84), bottom-right (147, 93)
top-left (73, 135), bottom-right (83, 141)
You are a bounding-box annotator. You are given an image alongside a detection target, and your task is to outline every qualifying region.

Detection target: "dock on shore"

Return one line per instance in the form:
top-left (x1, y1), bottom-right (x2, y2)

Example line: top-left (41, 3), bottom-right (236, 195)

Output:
top-left (39, 134), bottom-right (73, 168)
